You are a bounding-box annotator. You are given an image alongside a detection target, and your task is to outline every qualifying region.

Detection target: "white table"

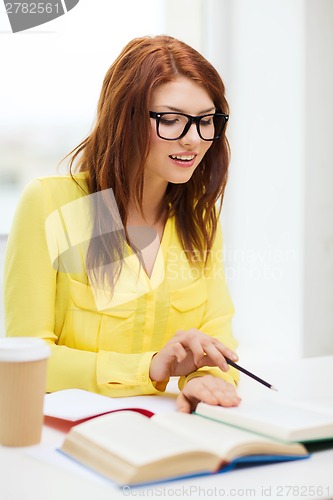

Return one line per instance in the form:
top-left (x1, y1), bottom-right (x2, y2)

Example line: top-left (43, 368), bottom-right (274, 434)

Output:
top-left (1, 356), bottom-right (333, 500)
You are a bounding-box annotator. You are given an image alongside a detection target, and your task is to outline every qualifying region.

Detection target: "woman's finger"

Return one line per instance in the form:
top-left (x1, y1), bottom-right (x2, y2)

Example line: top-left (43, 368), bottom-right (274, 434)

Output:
top-left (212, 340), bottom-right (238, 362)
top-left (209, 380), bottom-right (241, 407)
top-left (149, 342), bottom-right (188, 381)
top-left (182, 375), bottom-right (241, 409)
top-left (174, 329), bottom-right (238, 367)
top-left (181, 334), bottom-right (205, 367)
top-left (176, 391), bottom-right (194, 413)
top-left (198, 342), bottom-right (229, 371)
top-left (170, 342), bottom-right (188, 363)
top-left (182, 377), bottom-right (219, 405)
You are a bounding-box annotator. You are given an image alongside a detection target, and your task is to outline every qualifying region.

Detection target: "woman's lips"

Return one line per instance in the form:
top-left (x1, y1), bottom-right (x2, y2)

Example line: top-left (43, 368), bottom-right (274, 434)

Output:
top-left (169, 153), bottom-right (197, 168)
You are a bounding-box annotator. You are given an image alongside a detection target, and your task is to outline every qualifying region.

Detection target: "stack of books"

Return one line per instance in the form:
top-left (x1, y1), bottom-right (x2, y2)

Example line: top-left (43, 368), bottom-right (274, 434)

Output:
top-left (44, 388), bottom-right (333, 486)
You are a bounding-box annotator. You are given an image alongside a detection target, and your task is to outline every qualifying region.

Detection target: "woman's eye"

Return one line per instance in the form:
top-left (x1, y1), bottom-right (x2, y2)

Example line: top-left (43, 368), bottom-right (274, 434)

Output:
top-left (201, 119), bottom-right (213, 126)
top-left (160, 118), bottom-right (178, 126)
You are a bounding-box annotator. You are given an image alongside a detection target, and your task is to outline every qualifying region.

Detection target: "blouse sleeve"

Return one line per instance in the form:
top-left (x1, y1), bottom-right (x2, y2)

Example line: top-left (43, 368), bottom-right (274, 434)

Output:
top-left (4, 180), bottom-right (166, 397)
top-left (178, 222), bottom-right (239, 390)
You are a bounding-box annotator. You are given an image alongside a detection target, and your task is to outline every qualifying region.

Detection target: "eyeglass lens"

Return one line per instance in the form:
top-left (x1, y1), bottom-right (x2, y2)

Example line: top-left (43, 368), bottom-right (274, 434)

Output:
top-left (157, 113), bottom-right (226, 140)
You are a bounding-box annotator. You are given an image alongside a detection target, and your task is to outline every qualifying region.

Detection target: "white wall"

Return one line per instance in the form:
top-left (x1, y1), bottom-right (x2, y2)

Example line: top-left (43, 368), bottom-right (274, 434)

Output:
top-left (202, 0), bottom-right (333, 359)
top-left (303, 0), bottom-right (333, 356)
top-left (223, 0), bottom-right (305, 360)
top-left (0, 0), bottom-right (166, 127)
top-left (164, 0), bottom-right (204, 52)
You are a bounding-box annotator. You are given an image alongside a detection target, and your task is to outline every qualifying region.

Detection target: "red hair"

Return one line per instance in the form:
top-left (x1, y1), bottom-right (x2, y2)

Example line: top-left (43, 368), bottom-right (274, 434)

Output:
top-left (68, 35), bottom-right (230, 288)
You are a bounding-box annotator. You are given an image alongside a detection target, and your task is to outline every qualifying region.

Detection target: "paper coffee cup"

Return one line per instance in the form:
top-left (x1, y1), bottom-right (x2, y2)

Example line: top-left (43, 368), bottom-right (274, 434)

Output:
top-left (0, 337), bottom-right (50, 447)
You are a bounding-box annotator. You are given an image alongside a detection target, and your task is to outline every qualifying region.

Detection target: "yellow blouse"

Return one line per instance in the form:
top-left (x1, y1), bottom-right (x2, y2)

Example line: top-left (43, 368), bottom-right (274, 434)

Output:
top-left (4, 173), bottom-right (238, 396)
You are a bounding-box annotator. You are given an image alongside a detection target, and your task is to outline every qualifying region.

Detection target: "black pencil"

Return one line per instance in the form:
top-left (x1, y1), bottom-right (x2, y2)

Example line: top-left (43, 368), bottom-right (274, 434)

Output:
top-left (225, 357), bottom-right (278, 391)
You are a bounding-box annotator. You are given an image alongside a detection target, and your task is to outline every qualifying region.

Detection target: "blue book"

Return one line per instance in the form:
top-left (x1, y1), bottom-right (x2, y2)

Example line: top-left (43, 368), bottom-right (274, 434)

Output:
top-left (60, 410), bottom-right (309, 485)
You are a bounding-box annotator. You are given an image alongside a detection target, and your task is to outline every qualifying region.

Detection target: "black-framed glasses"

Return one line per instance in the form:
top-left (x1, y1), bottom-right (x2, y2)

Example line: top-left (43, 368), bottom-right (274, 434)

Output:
top-left (149, 111), bottom-right (229, 141)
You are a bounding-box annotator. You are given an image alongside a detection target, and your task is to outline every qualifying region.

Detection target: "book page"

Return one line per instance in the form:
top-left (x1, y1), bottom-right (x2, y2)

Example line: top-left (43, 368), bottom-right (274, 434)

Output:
top-left (66, 411), bottom-right (213, 466)
top-left (44, 389), bottom-right (177, 421)
top-left (195, 397), bottom-right (333, 442)
top-left (151, 411), bottom-right (303, 459)
top-left (288, 395), bottom-right (333, 415)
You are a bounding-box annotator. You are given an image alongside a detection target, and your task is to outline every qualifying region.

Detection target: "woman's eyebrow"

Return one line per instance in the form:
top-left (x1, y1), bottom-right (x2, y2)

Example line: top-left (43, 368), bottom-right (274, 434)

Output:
top-left (154, 105), bottom-right (216, 114)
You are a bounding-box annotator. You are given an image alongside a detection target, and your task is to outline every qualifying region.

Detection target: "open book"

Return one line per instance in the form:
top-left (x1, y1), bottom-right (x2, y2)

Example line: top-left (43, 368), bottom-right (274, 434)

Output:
top-left (195, 398), bottom-right (333, 443)
top-left (44, 388), bottom-right (177, 421)
top-left (60, 410), bottom-right (308, 485)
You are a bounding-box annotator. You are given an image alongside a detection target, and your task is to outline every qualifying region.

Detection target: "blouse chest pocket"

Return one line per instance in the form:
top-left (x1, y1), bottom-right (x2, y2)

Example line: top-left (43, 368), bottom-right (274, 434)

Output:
top-left (168, 279), bottom-right (207, 333)
top-left (60, 278), bottom-right (137, 352)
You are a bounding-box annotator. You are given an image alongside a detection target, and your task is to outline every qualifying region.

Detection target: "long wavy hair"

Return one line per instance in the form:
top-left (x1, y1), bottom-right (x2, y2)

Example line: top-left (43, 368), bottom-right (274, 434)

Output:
top-left (67, 35), bottom-right (230, 290)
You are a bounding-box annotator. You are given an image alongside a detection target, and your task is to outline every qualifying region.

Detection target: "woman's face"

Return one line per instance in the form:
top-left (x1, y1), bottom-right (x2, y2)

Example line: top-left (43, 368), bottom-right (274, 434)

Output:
top-left (144, 76), bottom-right (215, 187)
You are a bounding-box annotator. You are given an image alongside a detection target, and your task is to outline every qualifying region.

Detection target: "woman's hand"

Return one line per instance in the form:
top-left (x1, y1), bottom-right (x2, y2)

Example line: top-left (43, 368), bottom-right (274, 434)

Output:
top-left (177, 375), bottom-right (241, 413)
top-left (149, 329), bottom-right (238, 383)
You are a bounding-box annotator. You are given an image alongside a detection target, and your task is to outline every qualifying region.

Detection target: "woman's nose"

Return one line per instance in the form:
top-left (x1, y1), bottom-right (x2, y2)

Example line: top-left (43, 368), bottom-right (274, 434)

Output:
top-left (178, 123), bottom-right (201, 147)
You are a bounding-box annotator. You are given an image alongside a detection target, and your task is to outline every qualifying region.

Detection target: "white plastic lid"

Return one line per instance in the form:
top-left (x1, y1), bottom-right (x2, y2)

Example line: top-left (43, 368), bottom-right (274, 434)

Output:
top-left (0, 338), bottom-right (50, 362)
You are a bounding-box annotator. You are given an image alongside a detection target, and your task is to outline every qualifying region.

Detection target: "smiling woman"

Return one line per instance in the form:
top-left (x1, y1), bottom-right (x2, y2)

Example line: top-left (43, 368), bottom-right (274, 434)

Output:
top-left (146, 77), bottom-right (215, 184)
top-left (4, 35), bottom-right (240, 413)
